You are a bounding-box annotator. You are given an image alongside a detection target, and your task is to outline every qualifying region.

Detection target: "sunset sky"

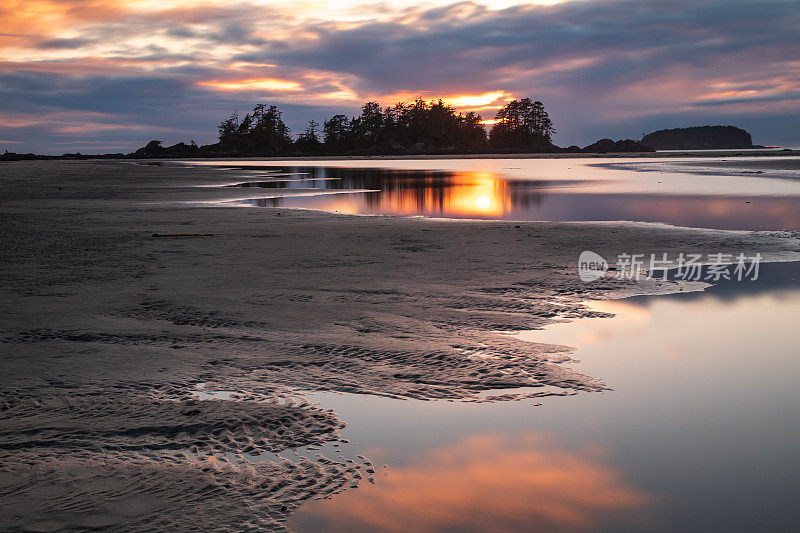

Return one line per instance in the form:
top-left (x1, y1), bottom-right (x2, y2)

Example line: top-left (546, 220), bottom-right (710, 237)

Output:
top-left (1, 0), bottom-right (798, 153)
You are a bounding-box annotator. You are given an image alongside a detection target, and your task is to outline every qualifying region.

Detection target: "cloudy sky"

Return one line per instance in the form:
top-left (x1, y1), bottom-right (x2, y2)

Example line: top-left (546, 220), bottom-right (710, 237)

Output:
top-left (1, 0), bottom-right (798, 153)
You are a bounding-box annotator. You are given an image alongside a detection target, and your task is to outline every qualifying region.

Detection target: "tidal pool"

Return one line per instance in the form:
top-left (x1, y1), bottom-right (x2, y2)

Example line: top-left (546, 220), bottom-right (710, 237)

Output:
top-left (183, 157), bottom-right (800, 230)
top-left (286, 261), bottom-right (800, 532)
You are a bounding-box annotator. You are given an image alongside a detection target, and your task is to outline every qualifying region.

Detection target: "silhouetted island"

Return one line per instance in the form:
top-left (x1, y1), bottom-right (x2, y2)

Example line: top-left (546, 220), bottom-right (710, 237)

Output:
top-left (128, 98), bottom-right (559, 158)
top-left (581, 139), bottom-right (655, 153)
top-left (641, 126), bottom-right (758, 150)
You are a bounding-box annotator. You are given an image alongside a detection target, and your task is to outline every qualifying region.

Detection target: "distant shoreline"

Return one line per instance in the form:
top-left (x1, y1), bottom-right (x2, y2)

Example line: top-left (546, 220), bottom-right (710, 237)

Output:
top-left (3, 148), bottom-right (799, 162)
top-left (164, 148), bottom-right (799, 160)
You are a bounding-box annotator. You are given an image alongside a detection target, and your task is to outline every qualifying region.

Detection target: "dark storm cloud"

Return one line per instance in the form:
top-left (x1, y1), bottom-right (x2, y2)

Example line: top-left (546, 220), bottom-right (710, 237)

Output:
top-left (0, 71), bottom-right (189, 113)
top-left (258, 0), bottom-right (799, 92)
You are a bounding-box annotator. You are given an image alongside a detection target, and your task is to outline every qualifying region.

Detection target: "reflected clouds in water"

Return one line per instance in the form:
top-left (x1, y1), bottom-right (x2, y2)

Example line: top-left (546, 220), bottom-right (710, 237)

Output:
top-left (291, 433), bottom-right (651, 533)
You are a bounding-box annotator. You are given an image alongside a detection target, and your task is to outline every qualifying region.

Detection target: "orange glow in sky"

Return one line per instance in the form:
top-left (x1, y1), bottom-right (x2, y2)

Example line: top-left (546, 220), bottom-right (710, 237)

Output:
top-left (198, 78), bottom-right (302, 92)
top-left (448, 91), bottom-right (508, 107)
top-left (377, 90), bottom-right (512, 112)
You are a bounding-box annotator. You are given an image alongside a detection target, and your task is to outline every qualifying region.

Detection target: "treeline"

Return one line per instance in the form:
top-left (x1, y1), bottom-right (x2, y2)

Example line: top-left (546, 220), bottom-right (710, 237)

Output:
top-left (134, 97), bottom-right (561, 157)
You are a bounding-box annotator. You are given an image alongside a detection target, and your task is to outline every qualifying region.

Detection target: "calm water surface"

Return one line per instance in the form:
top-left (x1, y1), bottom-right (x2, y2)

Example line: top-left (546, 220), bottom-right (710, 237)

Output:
top-left (183, 157), bottom-right (800, 230)
top-left (286, 262), bottom-right (800, 532)
top-left (176, 158), bottom-right (800, 530)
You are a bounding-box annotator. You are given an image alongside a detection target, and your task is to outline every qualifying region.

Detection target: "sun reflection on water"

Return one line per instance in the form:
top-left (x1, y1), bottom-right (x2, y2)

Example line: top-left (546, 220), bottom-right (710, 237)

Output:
top-left (224, 164), bottom-right (800, 229)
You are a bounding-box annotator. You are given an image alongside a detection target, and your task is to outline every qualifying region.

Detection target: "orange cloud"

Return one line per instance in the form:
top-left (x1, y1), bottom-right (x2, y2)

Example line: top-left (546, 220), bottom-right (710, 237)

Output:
top-left (291, 433), bottom-right (651, 532)
top-left (193, 70), bottom-right (363, 105)
top-left (448, 91), bottom-right (509, 107)
top-left (52, 122), bottom-right (163, 133)
top-left (0, 0), bottom-right (128, 36)
top-left (378, 90), bottom-right (513, 112)
top-left (198, 77), bottom-right (302, 92)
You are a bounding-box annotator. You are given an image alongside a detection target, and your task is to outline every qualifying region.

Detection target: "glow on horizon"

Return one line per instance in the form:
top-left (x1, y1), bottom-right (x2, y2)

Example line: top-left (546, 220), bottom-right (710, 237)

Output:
top-left (198, 78), bottom-right (302, 91)
top-left (448, 91), bottom-right (508, 107)
top-left (374, 91), bottom-right (513, 115)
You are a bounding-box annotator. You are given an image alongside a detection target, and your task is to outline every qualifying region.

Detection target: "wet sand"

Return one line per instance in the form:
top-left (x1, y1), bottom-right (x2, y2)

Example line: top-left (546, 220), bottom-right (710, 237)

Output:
top-left (1, 160), bottom-right (800, 530)
top-left (674, 157), bottom-right (800, 172)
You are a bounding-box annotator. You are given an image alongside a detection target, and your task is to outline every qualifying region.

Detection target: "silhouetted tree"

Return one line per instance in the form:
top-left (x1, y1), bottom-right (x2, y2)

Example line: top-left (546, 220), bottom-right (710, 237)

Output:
top-left (217, 112), bottom-right (239, 150)
top-left (351, 102), bottom-right (384, 148)
top-left (216, 105), bottom-right (291, 155)
top-left (237, 113), bottom-right (253, 138)
top-left (322, 114), bottom-right (352, 152)
top-left (489, 98), bottom-right (555, 150)
top-left (295, 120), bottom-right (322, 153)
top-left (341, 98), bottom-right (487, 153)
top-left (249, 104), bottom-right (291, 154)
top-left (456, 111), bottom-right (487, 150)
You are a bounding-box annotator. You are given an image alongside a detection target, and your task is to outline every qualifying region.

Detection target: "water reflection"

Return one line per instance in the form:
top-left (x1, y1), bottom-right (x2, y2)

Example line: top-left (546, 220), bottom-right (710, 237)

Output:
top-left (224, 166), bottom-right (800, 230)
top-left (511, 262), bottom-right (800, 532)
top-left (239, 167), bottom-right (558, 219)
top-left (291, 433), bottom-right (651, 533)
top-left (288, 263), bottom-right (800, 532)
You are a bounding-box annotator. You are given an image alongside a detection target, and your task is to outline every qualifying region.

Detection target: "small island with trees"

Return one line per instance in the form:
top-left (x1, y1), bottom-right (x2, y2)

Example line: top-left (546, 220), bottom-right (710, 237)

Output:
top-left (641, 126), bottom-right (760, 150)
top-left (134, 97), bottom-right (565, 158)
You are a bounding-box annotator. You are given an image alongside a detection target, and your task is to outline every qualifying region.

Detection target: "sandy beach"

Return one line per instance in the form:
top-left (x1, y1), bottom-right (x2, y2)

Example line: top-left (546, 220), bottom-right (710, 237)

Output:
top-left (2, 159), bottom-right (800, 531)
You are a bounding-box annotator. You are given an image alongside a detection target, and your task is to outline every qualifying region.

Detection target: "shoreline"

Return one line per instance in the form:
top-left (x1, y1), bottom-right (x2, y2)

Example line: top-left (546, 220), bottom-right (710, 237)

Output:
top-left (4, 148), bottom-right (799, 163)
top-left (162, 148), bottom-right (799, 160)
top-left (153, 148), bottom-right (798, 161)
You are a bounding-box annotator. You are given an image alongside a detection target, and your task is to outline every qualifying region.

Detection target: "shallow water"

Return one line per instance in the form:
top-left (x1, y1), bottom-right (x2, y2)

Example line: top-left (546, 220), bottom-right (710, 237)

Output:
top-left (286, 262), bottom-right (800, 532)
top-left (183, 157), bottom-right (800, 230)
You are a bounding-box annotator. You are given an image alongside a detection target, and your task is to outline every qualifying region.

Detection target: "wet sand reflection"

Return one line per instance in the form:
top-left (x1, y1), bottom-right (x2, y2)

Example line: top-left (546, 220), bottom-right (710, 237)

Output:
top-left (289, 433), bottom-right (651, 533)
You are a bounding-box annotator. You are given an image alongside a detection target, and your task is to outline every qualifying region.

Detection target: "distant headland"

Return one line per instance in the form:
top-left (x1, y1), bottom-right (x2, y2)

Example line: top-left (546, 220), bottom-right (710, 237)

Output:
top-left (641, 126), bottom-right (761, 150)
top-left (1, 99), bottom-right (777, 160)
